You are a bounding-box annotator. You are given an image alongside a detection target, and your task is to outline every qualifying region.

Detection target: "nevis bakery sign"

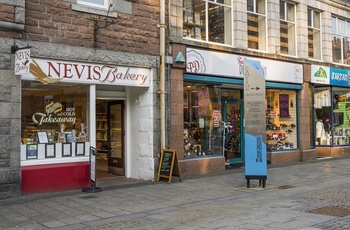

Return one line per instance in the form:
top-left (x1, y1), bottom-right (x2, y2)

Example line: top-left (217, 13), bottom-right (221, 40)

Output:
top-left (20, 58), bottom-right (150, 87)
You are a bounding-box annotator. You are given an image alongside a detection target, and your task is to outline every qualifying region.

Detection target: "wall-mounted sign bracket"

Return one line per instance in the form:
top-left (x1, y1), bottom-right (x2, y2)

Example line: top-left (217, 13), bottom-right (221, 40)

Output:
top-left (11, 42), bottom-right (31, 54)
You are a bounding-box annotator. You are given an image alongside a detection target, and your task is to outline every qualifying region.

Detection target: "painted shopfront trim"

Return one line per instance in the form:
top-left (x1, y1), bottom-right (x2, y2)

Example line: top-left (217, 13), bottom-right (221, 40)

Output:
top-left (186, 48), bottom-right (303, 84)
top-left (184, 74), bottom-right (303, 90)
top-left (20, 58), bottom-right (151, 87)
top-left (22, 162), bottom-right (90, 195)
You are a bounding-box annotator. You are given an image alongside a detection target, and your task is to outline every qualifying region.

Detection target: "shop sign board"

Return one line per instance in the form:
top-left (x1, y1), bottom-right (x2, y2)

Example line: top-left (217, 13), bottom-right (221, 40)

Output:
top-left (14, 48), bottom-right (30, 75)
top-left (21, 58), bottom-right (151, 87)
top-left (157, 149), bottom-right (182, 183)
top-left (243, 59), bottom-right (267, 187)
top-left (311, 65), bottom-right (350, 87)
top-left (310, 65), bottom-right (330, 85)
top-left (330, 67), bottom-right (350, 87)
top-left (186, 48), bottom-right (303, 84)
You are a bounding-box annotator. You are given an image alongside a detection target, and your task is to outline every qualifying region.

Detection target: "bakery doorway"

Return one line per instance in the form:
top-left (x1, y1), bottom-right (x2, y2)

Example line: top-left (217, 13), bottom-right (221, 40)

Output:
top-left (96, 99), bottom-right (125, 179)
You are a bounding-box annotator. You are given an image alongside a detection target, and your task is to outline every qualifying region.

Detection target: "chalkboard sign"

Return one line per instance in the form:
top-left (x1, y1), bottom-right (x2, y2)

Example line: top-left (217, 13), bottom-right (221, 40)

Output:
top-left (157, 149), bottom-right (182, 183)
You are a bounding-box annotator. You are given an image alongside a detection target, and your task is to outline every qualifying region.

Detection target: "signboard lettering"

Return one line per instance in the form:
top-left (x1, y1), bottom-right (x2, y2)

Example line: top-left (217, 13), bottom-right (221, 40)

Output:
top-left (21, 58), bottom-right (151, 87)
top-left (157, 149), bottom-right (182, 183)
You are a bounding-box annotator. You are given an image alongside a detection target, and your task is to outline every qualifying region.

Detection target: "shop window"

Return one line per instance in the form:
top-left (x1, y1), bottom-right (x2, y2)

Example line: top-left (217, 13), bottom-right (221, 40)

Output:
top-left (72, 0), bottom-right (120, 17)
top-left (78, 0), bottom-right (109, 9)
top-left (266, 89), bottom-right (298, 151)
top-left (183, 0), bottom-right (233, 45)
top-left (332, 17), bottom-right (350, 65)
top-left (21, 81), bottom-right (89, 159)
top-left (308, 9), bottom-right (321, 60)
top-left (247, 0), bottom-right (266, 51)
top-left (315, 87), bottom-right (350, 146)
top-left (280, 1), bottom-right (296, 56)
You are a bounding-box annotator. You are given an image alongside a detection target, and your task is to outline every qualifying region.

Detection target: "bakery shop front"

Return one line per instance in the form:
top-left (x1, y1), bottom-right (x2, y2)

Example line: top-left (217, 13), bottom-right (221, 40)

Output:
top-left (19, 57), bottom-right (152, 194)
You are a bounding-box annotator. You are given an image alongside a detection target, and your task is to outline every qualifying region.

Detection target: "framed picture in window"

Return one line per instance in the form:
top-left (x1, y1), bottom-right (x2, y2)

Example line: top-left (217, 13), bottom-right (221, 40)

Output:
top-left (62, 143), bottom-right (72, 157)
top-left (37, 131), bottom-right (49, 144)
top-left (26, 144), bottom-right (38, 159)
top-left (45, 143), bottom-right (56, 158)
top-left (75, 142), bottom-right (85, 156)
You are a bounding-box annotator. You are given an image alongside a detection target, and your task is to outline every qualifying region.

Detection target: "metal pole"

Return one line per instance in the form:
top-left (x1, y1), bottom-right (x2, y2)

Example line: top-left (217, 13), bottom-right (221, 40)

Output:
top-left (159, 0), bottom-right (166, 150)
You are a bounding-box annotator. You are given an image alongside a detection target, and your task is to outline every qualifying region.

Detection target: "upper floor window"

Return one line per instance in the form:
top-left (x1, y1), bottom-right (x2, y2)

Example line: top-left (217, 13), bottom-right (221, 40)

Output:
top-left (332, 17), bottom-right (350, 65)
top-left (183, 0), bottom-right (233, 45)
top-left (308, 9), bottom-right (321, 60)
top-left (78, 0), bottom-right (108, 9)
top-left (280, 1), bottom-right (296, 56)
top-left (247, 0), bottom-right (267, 51)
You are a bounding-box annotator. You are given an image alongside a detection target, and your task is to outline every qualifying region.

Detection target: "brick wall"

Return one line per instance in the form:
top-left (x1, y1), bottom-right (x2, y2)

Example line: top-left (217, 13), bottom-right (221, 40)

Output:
top-left (22, 0), bottom-right (160, 55)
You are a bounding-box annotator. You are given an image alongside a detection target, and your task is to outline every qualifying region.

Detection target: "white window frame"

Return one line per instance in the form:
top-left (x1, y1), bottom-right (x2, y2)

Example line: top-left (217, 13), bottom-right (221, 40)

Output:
top-left (247, 0), bottom-right (267, 52)
top-left (77, 0), bottom-right (109, 9)
top-left (280, 0), bottom-right (297, 57)
top-left (332, 16), bottom-right (350, 65)
top-left (308, 8), bottom-right (322, 60)
top-left (183, 0), bottom-right (234, 47)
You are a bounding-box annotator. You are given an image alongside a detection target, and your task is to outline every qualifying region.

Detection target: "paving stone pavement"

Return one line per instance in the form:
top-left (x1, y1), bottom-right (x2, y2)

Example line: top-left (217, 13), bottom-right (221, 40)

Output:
top-left (1, 157), bottom-right (350, 229)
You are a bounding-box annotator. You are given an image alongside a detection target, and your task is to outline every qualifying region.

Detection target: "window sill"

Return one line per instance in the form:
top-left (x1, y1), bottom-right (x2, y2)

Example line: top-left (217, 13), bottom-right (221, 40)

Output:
top-left (72, 3), bottom-right (118, 18)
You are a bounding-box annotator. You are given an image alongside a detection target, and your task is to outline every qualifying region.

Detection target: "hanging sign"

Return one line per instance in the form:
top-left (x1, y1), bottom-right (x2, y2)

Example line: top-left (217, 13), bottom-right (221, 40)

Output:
top-left (14, 48), bottom-right (30, 75)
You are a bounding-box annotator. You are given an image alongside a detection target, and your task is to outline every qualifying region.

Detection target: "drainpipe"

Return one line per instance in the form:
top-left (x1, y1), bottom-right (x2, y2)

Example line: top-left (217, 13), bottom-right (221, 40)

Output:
top-left (159, 0), bottom-right (166, 150)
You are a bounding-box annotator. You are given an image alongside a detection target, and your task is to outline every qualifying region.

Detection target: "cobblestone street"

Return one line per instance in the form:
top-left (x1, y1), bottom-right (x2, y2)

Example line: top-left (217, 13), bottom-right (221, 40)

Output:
top-left (1, 158), bottom-right (350, 229)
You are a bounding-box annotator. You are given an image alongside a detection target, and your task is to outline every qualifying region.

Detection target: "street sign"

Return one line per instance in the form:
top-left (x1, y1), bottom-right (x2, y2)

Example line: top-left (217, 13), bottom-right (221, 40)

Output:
top-left (243, 59), bottom-right (267, 188)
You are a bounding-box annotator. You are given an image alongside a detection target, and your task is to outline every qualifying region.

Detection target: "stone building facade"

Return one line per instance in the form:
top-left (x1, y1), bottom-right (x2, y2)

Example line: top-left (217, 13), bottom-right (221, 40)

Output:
top-left (167, 0), bottom-right (350, 177)
top-left (0, 0), bottom-right (161, 199)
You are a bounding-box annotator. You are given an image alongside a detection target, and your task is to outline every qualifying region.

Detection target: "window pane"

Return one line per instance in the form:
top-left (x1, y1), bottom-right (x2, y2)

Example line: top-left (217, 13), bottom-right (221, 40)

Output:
top-left (266, 89), bottom-right (298, 151)
top-left (280, 21), bottom-right (295, 55)
top-left (332, 17), bottom-right (337, 33)
top-left (339, 19), bottom-right (345, 35)
top-left (314, 87), bottom-right (331, 146)
top-left (286, 3), bottom-right (294, 22)
top-left (183, 0), bottom-right (206, 41)
top-left (313, 11), bottom-right (320, 29)
top-left (248, 13), bottom-right (266, 50)
top-left (256, 0), bottom-right (265, 14)
top-left (22, 82), bottom-right (89, 143)
top-left (307, 9), bottom-right (312, 27)
top-left (208, 3), bottom-right (231, 44)
top-left (247, 0), bottom-right (254, 12)
top-left (78, 0), bottom-right (106, 7)
top-left (332, 35), bottom-right (342, 63)
top-left (280, 1), bottom-right (285, 20)
top-left (343, 37), bottom-right (350, 64)
top-left (183, 0), bottom-right (232, 45)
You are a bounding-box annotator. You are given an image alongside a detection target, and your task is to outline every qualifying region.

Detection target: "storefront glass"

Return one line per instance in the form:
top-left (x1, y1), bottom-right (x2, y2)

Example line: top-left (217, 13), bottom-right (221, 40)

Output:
top-left (21, 81), bottom-right (89, 156)
top-left (266, 89), bottom-right (298, 150)
top-left (183, 83), bottom-right (242, 159)
top-left (184, 84), bottom-right (300, 156)
top-left (315, 86), bottom-right (350, 145)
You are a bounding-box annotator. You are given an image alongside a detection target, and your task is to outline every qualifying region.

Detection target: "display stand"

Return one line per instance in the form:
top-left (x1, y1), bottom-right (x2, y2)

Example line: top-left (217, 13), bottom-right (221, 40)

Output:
top-left (82, 147), bottom-right (102, 193)
top-left (157, 149), bottom-right (182, 183)
top-left (245, 175), bottom-right (267, 188)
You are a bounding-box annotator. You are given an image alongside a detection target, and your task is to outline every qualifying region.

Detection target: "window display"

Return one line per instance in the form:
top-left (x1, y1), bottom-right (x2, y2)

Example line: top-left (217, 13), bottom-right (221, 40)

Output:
top-left (315, 87), bottom-right (350, 145)
top-left (266, 89), bottom-right (298, 150)
top-left (21, 81), bottom-right (89, 159)
top-left (183, 83), bottom-right (242, 160)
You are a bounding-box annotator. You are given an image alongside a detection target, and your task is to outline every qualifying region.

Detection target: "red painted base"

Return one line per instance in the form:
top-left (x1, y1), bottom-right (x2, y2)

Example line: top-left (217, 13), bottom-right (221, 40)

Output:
top-left (22, 162), bottom-right (90, 195)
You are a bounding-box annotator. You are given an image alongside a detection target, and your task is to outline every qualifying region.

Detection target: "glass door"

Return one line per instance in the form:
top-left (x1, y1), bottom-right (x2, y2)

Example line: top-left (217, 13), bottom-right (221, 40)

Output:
top-left (107, 101), bottom-right (124, 176)
top-left (222, 99), bottom-right (243, 163)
